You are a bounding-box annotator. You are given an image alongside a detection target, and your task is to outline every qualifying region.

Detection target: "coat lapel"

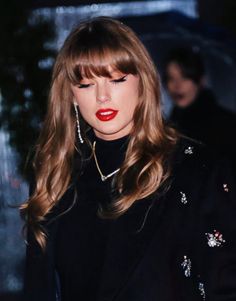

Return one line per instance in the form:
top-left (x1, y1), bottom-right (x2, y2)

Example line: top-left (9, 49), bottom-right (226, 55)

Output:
top-left (97, 191), bottom-right (169, 301)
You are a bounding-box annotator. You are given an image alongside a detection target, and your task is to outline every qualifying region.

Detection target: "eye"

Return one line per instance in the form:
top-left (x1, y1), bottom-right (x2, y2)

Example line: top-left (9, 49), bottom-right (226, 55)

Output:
top-left (77, 83), bottom-right (91, 89)
top-left (111, 75), bottom-right (127, 84)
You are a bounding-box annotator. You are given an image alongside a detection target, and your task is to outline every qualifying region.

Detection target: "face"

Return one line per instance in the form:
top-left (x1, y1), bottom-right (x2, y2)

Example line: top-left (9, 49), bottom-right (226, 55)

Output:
top-left (71, 67), bottom-right (140, 140)
top-left (166, 62), bottom-right (201, 108)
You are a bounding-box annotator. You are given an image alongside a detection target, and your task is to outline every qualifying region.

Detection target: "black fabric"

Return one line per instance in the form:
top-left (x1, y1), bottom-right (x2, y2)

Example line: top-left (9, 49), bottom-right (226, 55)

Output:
top-left (55, 132), bottom-right (128, 301)
top-left (23, 134), bottom-right (236, 301)
top-left (169, 88), bottom-right (236, 172)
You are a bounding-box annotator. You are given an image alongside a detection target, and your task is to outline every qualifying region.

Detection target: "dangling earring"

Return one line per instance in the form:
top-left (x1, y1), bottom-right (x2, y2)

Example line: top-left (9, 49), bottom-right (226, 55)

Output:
top-left (73, 102), bottom-right (84, 144)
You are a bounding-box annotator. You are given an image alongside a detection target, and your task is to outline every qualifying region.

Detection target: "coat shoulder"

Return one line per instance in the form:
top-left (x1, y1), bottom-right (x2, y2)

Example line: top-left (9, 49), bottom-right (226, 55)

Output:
top-left (170, 135), bottom-right (234, 202)
top-left (173, 135), bottom-right (222, 175)
top-left (170, 135), bottom-right (236, 210)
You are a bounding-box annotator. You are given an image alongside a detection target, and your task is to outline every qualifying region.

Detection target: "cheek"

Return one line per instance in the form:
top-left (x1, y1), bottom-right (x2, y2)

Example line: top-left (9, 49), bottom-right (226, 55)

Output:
top-left (123, 78), bottom-right (140, 107)
top-left (124, 103), bottom-right (136, 119)
top-left (167, 81), bottom-right (173, 90)
top-left (78, 103), bottom-right (95, 122)
top-left (185, 82), bottom-right (199, 97)
top-left (123, 89), bottom-right (139, 113)
top-left (77, 104), bottom-right (96, 127)
top-left (73, 92), bottom-right (94, 112)
top-left (74, 100), bottom-right (96, 125)
top-left (166, 80), bottom-right (176, 91)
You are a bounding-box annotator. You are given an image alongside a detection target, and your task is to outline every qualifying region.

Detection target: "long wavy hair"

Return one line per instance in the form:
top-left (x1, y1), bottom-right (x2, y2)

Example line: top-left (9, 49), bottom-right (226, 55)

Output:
top-left (21, 17), bottom-right (179, 249)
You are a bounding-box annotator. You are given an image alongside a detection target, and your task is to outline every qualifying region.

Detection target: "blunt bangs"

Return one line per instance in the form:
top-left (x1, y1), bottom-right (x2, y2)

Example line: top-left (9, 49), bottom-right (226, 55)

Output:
top-left (65, 37), bottom-right (138, 84)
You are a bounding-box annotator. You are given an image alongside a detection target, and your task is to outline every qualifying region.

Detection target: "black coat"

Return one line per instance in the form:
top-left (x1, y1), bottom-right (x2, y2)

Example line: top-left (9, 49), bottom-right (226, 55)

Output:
top-left (23, 138), bottom-right (236, 301)
top-left (169, 89), bottom-right (236, 172)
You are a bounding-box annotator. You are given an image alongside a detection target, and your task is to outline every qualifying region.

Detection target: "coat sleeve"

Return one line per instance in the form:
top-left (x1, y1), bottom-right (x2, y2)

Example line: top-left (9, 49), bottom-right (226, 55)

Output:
top-left (197, 157), bottom-right (236, 301)
top-left (23, 181), bottom-right (59, 301)
top-left (23, 223), bottom-right (58, 301)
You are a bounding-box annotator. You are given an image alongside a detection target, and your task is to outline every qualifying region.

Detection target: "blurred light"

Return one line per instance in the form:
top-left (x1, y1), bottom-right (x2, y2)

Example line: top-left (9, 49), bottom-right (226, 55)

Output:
top-left (0, 128), bottom-right (27, 293)
top-left (91, 4), bottom-right (99, 11)
top-left (23, 89), bottom-right (33, 99)
top-left (28, 8), bottom-right (53, 25)
top-left (38, 57), bottom-right (55, 69)
top-left (24, 101), bottom-right (31, 110)
top-left (11, 105), bottom-right (21, 115)
top-left (5, 274), bottom-right (22, 291)
top-left (30, 117), bottom-right (41, 129)
top-left (32, 0), bottom-right (197, 49)
top-left (16, 72), bottom-right (24, 83)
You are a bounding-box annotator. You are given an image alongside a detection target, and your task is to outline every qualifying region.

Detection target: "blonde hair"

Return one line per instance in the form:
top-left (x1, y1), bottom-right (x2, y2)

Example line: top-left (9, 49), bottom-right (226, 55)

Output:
top-left (21, 17), bottom-right (179, 249)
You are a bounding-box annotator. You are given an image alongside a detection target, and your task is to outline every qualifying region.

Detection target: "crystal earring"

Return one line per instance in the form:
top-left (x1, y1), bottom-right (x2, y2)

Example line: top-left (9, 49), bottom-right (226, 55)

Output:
top-left (73, 102), bottom-right (84, 144)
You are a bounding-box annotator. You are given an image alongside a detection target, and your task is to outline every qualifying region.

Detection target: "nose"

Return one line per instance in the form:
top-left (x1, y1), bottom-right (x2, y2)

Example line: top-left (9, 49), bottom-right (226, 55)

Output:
top-left (96, 82), bottom-right (111, 104)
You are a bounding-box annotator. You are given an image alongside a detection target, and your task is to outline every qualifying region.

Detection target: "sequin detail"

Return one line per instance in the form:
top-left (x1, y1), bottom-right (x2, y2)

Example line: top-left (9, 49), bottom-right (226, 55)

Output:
top-left (198, 282), bottom-right (206, 300)
top-left (180, 191), bottom-right (187, 204)
top-left (181, 255), bottom-right (191, 277)
top-left (223, 183), bottom-right (229, 192)
top-left (184, 146), bottom-right (194, 154)
top-left (205, 230), bottom-right (225, 247)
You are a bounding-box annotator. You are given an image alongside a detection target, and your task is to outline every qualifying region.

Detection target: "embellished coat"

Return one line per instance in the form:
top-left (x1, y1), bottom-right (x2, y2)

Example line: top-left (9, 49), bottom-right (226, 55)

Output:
top-left (23, 138), bottom-right (236, 301)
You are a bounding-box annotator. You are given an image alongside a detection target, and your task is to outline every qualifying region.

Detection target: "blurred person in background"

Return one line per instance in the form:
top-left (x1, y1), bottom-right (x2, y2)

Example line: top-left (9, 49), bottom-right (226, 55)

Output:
top-left (164, 47), bottom-right (236, 171)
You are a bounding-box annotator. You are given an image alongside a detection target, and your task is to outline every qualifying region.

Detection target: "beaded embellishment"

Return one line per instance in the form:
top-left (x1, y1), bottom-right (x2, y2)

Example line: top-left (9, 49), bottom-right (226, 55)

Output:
top-left (180, 191), bottom-right (188, 204)
top-left (205, 230), bottom-right (225, 247)
top-left (181, 255), bottom-right (191, 277)
top-left (223, 183), bottom-right (229, 192)
top-left (184, 146), bottom-right (194, 155)
top-left (198, 282), bottom-right (206, 300)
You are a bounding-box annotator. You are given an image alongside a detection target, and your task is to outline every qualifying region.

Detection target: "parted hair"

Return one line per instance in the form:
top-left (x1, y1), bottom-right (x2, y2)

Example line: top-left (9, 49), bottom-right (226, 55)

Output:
top-left (20, 17), bottom-right (179, 249)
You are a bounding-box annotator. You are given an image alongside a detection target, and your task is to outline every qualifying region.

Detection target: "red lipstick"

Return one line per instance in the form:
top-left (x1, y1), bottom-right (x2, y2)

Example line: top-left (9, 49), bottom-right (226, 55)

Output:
top-left (96, 108), bottom-right (118, 121)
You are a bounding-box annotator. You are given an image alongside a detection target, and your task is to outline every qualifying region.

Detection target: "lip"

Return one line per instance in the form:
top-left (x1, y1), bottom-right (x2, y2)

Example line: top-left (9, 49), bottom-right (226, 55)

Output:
top-left (96, 108), bottom-right (118, 121)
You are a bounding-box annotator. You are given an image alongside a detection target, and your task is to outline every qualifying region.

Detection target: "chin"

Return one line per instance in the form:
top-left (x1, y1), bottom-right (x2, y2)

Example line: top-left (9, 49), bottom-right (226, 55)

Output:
top-left (94, 126), bottom-right (121, 135)
top-left (97, 122), bottom-right (123, 133)
top-left (175, 99), bottom-right (191, 108)
top-left (94, 123), bottom-right (130, 140)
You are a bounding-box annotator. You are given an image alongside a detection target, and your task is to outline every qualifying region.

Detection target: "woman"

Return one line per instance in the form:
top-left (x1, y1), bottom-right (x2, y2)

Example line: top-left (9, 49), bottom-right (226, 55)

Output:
top-left (21, 17), bottom-right (236, 301)
top-left (164, 47), bottom-right (236, 172)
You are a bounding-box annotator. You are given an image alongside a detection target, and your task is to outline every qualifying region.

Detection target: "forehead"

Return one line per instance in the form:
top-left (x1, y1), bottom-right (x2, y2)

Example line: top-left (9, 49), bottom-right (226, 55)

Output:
top-left (167, 62), bottom-right (184, 76)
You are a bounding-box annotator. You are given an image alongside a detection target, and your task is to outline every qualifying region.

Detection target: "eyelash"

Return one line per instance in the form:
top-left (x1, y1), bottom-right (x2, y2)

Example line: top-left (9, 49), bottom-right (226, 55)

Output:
top-left (77, 75), bottom-right (127, 89)
top-left (111, 75), bottom-right (127, 84)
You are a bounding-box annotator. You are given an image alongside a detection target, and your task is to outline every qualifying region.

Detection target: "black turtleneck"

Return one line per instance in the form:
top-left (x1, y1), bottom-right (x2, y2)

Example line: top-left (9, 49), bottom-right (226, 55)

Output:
top-left (55, 131), bottom-right (129, 301)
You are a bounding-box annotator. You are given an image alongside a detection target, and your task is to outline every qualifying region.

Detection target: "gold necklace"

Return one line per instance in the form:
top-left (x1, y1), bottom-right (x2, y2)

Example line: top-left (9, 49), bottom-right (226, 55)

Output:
top-left (92, 141), bottom-right (120, 182)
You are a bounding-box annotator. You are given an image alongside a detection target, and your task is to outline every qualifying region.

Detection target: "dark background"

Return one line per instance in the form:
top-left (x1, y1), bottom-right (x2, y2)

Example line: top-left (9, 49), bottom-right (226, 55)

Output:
top-left (0, 1), bottom-right (236, 300)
